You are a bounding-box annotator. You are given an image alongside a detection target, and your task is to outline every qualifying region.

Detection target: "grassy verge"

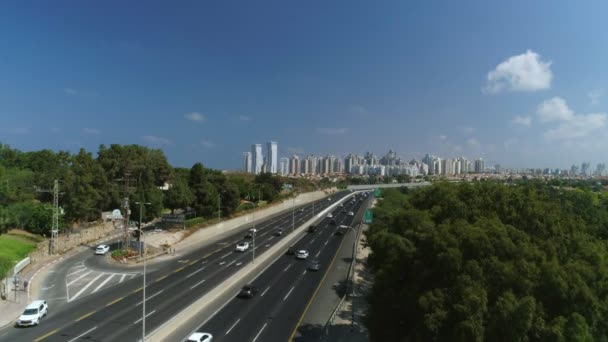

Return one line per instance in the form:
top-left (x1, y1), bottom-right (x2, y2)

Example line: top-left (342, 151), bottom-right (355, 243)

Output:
top-left (0, 233), bottom-right (37, 279)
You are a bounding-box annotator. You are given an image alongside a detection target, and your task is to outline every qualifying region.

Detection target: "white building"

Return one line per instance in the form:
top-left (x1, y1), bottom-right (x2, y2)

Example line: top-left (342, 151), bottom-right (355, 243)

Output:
top-left (279, 157), bottom-right (289, 175)
top-left (267, 141), bottom-right (278, 174)
top-left (289, 155), bottom-right (300, 175)
top-left (243, 152), bottom-right (252, 173)
top-left (251, 144), bottom-right (263, 174)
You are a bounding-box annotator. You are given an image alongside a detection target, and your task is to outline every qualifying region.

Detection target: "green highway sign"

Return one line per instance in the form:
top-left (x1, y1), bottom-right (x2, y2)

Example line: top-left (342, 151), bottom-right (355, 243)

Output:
top-left (374, 188), bottom-right (381, 198)
top-left (364, 209), bottom-right (373, 224)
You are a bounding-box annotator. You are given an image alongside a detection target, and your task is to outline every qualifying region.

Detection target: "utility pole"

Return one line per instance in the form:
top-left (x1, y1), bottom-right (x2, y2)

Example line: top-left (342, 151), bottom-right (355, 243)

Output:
top-left (36, 180), bottom-right (61, 255)
top-left (292, 197), bottom-right (295, 232)
top-left (120, 172), bottom-right (132, 250)
top-left (136, 201), bottom-right (150, 342)
top-left (218, 193), bottom-right (221, 222)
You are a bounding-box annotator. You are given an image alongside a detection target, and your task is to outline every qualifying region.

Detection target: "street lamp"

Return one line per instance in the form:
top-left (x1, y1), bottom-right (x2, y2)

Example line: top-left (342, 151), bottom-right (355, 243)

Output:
top-left (135, 201), bottom-right (151, 342)
top-left (242, 198), bottom-right (257, 264)
top-left (292, 196), bottom-right (295, 232)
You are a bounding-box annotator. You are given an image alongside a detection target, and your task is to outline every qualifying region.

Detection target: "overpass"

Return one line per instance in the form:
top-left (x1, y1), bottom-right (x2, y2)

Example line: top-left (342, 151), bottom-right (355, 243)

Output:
top-left (346, 181), bottom-right (432, 191)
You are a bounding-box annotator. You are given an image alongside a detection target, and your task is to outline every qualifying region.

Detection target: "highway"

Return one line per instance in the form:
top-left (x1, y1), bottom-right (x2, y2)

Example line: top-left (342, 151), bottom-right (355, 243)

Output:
top-left (0, 192), bottom-right (351, 342)
top-left (185, 193), bottom-right (371, 342)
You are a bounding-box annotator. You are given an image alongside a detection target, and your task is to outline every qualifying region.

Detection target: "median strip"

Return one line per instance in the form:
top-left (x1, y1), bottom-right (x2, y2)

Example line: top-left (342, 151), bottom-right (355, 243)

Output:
top-left (106, 296), bottom-right (124, 306)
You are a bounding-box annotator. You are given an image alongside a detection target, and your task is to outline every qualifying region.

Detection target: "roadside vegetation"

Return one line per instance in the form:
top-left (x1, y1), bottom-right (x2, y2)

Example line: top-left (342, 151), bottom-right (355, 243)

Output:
top-left (366, 181), bottom-right (608, 341)
top-left (0, 231), bottom-right (38, 278)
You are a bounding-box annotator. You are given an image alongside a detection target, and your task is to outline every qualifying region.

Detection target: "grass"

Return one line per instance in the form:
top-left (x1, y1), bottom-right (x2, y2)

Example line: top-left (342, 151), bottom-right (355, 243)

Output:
top-left (0, 233), bottom-right (37, 279)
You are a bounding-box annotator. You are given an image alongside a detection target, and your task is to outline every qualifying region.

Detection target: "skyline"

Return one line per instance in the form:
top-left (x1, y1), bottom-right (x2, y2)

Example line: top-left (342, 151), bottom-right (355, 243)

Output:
top-left (2, 1), bottom-right (608, 170)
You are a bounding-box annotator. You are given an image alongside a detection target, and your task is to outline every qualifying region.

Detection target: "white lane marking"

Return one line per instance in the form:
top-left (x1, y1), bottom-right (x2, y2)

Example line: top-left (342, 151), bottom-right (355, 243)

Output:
top-left (261, 286), bottom-right (270, 297)
top-left (136, 290), bottom-right (164, 306)
top-left (70, 273), bottom-right (105, 301)
top-left (92, 274), bottom-right (115, 293)
top-left (315, 251), bottom-right (321, 258)
top-left (264, 244), bottom-right (270, 248)
top-left (219, 261), bottom-right (226, 266)
top-left (189, 279), bottom-right (206, 289)
top-left (221, 252), bottom-right (232, 259)
top-left (252, 322), bottom-right (268, 342)
top-left (67, 271), bottom-right (92, 286)
top-left (225, 318), bottom-right (241, 335)
top-left (119, 274), bottom-right (127, 283)
top-left (236, 262), bottom-right (243, 266)
top-left (66, 268), bottom-right (87, 277)
top-left (133, 310), bottom-right (156, 324)
top-left (283, 286), bottom-right (295, 301)
top-left (302, 270), bottom-right (307, 275)
top-left (226, 260), bottom-right (236, 267)
top-left (324, 240), bottom-right (329, 246)
top-left (71, 264), bottom-right (86, 269)
top-left (201, 260), bottom-right (208, 264)
top-left (67, 326), bottom-right (97, 342)
top-left (310, 238), bottom-right (316, 244)
top-left (267, 236), bottom-right (275, 241)
top-left (259, 232), bottom-right (268, 237)
top-left (186, 267), bottom-right (206, 278)
top-left (283, 264), bottom-right (292, 272)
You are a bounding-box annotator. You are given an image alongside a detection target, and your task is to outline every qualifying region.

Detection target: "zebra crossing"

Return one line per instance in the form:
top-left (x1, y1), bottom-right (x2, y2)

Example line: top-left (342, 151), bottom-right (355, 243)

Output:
top-left (65, 262), bottom-right (139, 302)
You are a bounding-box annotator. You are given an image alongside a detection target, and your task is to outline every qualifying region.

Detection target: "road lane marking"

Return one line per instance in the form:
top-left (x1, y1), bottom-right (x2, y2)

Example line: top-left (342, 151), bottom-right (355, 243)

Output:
top-left (220, 252), bottom-right (232, 259)
top-left (310, 238), bottom-right (316, 244)
top-left (189, 279), bottom-right (206, 289)
top-left (155, 274), bottom-right (168, 282)
top-left (315, 251), bottom-right (321, 258)
top-left (92, 274), bottom-right (115, 293)
top-left (106, 297), bottom-right (124, 306)
top-left (132, 287), bottom-right (143, 293)
top-left (226, 260), bottom-right (236, 267)
top-left (261, 286), bottom-right (270, 297)
top-left (136, 290), bottom-right (164, 305)
top-left (70, 273), bottom-right (105, 301)
top-left (283, 286), bottom-right (295, 301)
top-left (173, 266), bottom-right (185, 273)
top-left (67, 326), bottom-right (97, 342)
top-left (67, 271), bottom-right (92, 286)
top-left (75, 310), bottom-right (96, 322)
top-left (186, 267), bottom-right (206, 278)
top-left (133, 310), bottom-right (156, 324)
top-left (236, 262), bottom-right (243, 266)
top-left (119, 274), bottom-right (127, 283)
top-left (267, 236), bottom-right (275, 241)
top-left (188, 260), bottom-right (197, 266)
top-left (252, 322), bottom-right (268, 342)
top-left (225, 318), bottom-right (241, 335)
top-left (219, 261), bottom-right (226, 266)
top-left (283, 264), bottom-right (292, 272)
top-left (302, 270), bottom-right (307, 275)
top-left (34, 329), bottom-right (58, 341)
top-left (324, 240), bottom-right (329, 246)
top-left (66, 268), bottom-right (86, 277)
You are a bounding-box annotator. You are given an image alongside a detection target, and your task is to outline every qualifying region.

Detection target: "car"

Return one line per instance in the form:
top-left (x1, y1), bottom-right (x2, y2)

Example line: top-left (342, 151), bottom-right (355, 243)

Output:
top-left (95, 244), bottom-right (110, 255)
top-left (326, 213), bottom-right (333, 218)
top-left (274, 228), bottom-right (284, 236)
top-left (308, 225), bottom-right (317, 233)
top-left (286, 246), bottom-right (297, 255)
top-left (238, 285), bottom-right (258, 298)
top-left (328, 197), bottom-right (332, 201)
top-left (348, 211), bottom-right (354, 216)
top-left (329, 219), bottom-right (337, 225)
top-left (187, 332), bottom-right (213, 342)
top-left (235, 241), bottom-right (250, 252)
top-left (308, 260), bottom-right (320, 271)
top-left (296, 250), bottom-right (309, 259)
top-left (17, 300), bottom-right (48, 327)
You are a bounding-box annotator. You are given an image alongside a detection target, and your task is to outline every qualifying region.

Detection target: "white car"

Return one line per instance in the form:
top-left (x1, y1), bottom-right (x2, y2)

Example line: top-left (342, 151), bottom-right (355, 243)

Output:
top-left (326, 213), bottom-right (333, 218)
top-left (327, 197), bottom-right (332, 201)
top-left (187, 332), bottom-right (213, 342)
top-left (235, 241), bottom-right (250, 252)
top-left (17, 300), bottom-right (48, 327)
top-left (95, 244), bottom-right (110, 255)
top-left (296, 250), bottom-right (309, 259)
top-left (347, 211), bottom-right (354, 216)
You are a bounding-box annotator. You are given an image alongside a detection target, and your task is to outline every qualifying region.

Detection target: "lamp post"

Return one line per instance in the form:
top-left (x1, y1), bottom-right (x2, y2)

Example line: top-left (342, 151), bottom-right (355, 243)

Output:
top-left (135, 201), bottom-right (151, 342)
top-left (292, 196), bottom-right (295, 232)
top-left (242, 198), bottom-right (257, 264)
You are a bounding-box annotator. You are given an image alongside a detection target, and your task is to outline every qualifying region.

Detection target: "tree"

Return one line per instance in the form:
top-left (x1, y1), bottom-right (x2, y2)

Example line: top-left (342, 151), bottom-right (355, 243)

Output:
top-left (164, 177), bottom-right (193, 214)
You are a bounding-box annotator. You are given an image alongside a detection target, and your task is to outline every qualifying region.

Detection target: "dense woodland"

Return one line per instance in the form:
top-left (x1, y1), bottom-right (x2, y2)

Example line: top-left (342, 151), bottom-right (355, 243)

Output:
top-left (0, 143), bottom-right (318, 236)
top-left (367, 181), bottom-right (608, 341)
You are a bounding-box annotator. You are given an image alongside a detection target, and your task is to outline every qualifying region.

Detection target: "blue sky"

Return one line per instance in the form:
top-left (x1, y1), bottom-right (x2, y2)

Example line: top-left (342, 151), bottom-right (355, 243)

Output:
top-left (1, 0), bottom-right (608, 170)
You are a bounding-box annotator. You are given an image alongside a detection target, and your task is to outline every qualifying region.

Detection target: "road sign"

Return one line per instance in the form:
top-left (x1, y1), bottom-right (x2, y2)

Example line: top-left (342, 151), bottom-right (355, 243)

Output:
top-left (364, 209), bottom-right (373, 224)
top-left (374, 188), bottom-right (381, 198)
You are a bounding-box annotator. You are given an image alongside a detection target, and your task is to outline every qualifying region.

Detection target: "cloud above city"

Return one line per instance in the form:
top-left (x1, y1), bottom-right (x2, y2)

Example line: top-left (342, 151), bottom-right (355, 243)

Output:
top-left (142, 135), bottom-right (173, 146)
top-left (185, 112), bottom-right (207, 123)
top-left (483, 50), bottom-right (552, 94)
top-left (535, 97), bottom-right (607, 141)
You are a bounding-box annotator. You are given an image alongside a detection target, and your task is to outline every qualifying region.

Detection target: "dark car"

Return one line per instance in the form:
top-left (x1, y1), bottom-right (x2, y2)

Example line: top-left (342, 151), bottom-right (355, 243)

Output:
top-left (308, 260), bottom-right (320, 272)
top-left (286, 246), bottom-right (296, 255)
top-left (274, 228), bottom-right (284, 236)
top-left (308, 225), bottom-right (317, 233)
top-left (329, 219), bottom-right (337, 225)
top-left (237, 285), bottom-right (258, 298)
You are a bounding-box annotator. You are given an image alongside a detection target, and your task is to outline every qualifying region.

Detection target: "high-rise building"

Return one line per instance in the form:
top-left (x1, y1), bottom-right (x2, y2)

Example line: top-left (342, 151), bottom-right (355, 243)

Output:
top-left (243, 152), bottom-right (252, 173)
top-left (252, 144), bottom-right (263, 174)
top-left (289, 155), bottom-right (300, 175)
top-left (581, 162), bottom-right (591, 177)
top-left (279, 157), bottom-right (289, 175)
top-left (474, 158), bottom-right (484, 173)
top-left (267, 141), bottom-right (278, 174)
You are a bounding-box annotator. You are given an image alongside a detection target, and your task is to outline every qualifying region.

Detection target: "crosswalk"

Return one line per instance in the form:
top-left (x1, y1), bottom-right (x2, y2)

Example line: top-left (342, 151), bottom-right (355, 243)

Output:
top-left (66, 262), bottom-right (139, 302)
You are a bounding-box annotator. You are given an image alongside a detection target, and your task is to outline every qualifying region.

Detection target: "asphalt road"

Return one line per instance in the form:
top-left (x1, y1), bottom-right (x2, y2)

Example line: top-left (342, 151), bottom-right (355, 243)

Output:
top-left (188, 193), bottom-right (371, 342)
top-left (0, 191), bottom-right (350, 342)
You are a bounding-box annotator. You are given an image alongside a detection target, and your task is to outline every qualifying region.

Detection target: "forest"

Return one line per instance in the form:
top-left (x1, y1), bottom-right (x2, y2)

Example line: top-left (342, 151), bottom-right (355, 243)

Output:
top-left (0, 143), bottom-right (315, 236)
top-left (366, 180), bottom-right (608, 341)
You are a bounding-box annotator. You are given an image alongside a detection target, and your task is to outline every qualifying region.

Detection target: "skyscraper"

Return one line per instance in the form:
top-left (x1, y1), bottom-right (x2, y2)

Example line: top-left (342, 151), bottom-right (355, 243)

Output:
top-left (252, 144), bottom-right (263, 175)
top-left (267, 141), bottom-right (278, 174)
top-left (243, 152), bottom-right (252, 173)
top-left (279, 157), bottom-right (289, 175)
top-left (474, 158), bottom-right (484, 173)
top-left (289, 155), bottom-right (300, 175)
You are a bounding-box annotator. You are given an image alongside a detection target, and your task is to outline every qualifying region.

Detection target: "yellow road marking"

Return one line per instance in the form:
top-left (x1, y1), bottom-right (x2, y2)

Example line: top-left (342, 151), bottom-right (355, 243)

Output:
top-left (155, 275), bottom-right (168, 282)
top-left (288, 235), bottom-right (347, 341)
top-left (188, 260), bottom-right (197, 266)
top-left (173, 266), bottom-right (185, 273)
top-left (106, 296), bottom-right (124, 306)
top-left (75, 310), bottom-right (96, 322)
top-left (34, 329), bottom-right (58, 341)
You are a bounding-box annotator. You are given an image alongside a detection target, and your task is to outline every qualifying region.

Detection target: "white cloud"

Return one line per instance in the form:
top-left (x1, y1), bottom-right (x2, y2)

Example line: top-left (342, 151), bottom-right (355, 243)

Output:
top-left (238, 115), bottom-right (252, 122)
top-left (537, 97), bottom-right (574, 122)
top-left (534, 97), bottom-right (607, 141)
top-left (483, 50), bottom-right (552, 94)
top-left (510, 115), bottom-right (532, 127)
top-left (200, 139), bottom-right (215, 148)
top-left (83, 128), bottom-right (100, 135)
top-left (64, 88), bottom-right (77, 96)
top-left (437, 135), bottom-right (447, 141)
top-left (467, 137), bottom-right (480, 148)
top-left (459, 126), bottom-right (475, 134)
top-left (185, 112), bottom-right (206, 122)
top-left (316, 127), bottom-right (348, 135)
top-left (142, 135), bottom-right (173, 146)
top-left (588, 89), bottom-right (602, 105)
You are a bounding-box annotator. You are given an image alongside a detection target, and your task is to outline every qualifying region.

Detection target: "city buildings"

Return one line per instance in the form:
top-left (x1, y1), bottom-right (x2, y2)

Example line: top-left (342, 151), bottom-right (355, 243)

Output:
top-left (267, 141), bottom-right (278, 174)
top-left (243, 152), bottom-right (252, 173)
top-left (251, 144), bottom-right (263, 175)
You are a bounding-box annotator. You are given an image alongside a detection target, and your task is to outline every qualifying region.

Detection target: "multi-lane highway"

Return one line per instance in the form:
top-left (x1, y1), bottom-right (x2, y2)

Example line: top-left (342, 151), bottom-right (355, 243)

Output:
top-left (0, 192), bottom-right (351, 342)
top-left (183, 193), bottom-right (371, 342)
